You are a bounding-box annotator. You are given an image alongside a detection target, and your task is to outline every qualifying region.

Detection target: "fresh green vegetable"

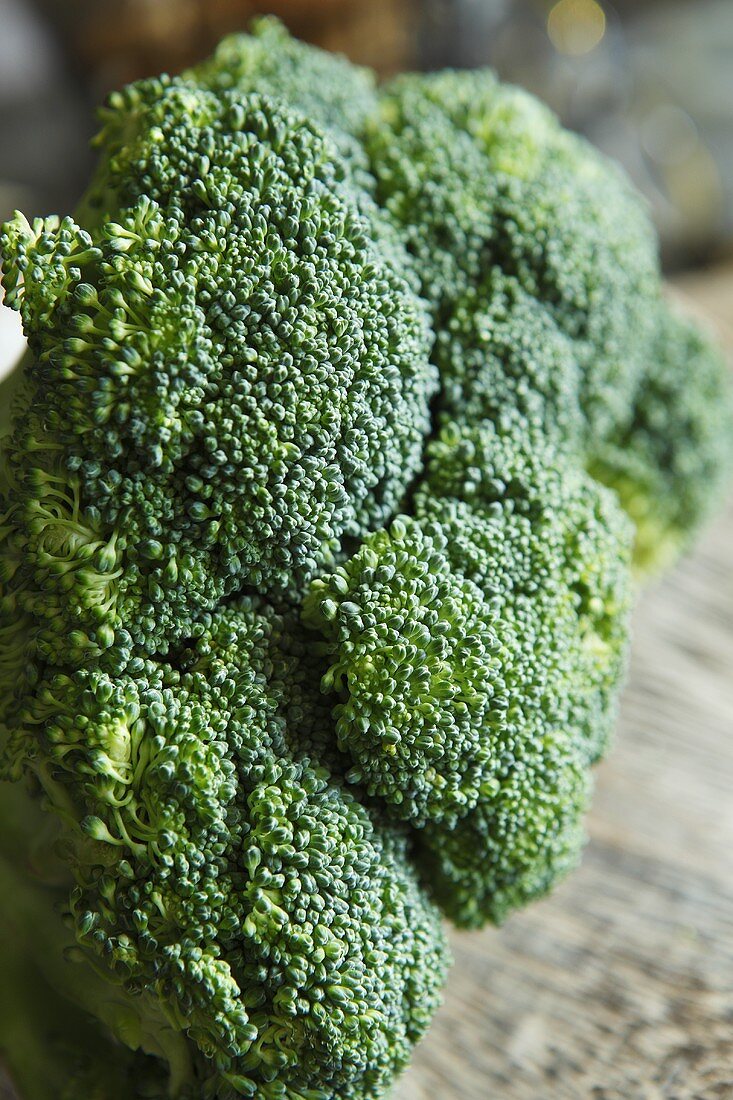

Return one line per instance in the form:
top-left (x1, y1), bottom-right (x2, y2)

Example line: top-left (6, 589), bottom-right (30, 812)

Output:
top-left (306, 422), bottom-right (633, 923)
top-left (1, 17), bottom-right (731, 1100)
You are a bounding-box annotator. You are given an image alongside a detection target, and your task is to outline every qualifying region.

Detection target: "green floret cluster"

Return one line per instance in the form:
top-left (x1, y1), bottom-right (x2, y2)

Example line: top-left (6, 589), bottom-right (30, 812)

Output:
top-left (2, 601), bottom-right (447, 1099)
top-left (0, 17), bottom-right (731, 1100)
top-left (365, 69), bottom-right (660, 442)
top-left (304, 515), bottom-right (506, 828)
top-left (308, 422), bottom-right (633, 925)
top-left (186, 16), bottom-right (378, 190)
top-left (1, 80), bottom-right (435, 668)
top-left (589, 302), bottom-right (733, 572)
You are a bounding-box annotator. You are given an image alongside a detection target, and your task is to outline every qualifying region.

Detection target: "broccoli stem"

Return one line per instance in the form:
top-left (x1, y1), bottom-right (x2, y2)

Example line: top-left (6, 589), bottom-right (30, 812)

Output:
top-left (0, 348), bottom-right (27, 439)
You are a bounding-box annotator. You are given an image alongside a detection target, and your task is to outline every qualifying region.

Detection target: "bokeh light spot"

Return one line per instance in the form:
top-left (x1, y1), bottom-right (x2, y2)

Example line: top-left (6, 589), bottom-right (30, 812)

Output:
top-left (547, 0), bottom-right (606, 57)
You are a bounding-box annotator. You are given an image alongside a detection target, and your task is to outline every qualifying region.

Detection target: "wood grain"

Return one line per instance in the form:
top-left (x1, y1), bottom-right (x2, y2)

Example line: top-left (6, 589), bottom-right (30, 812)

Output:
top-left (396, 273), bottom-right (733, 1100)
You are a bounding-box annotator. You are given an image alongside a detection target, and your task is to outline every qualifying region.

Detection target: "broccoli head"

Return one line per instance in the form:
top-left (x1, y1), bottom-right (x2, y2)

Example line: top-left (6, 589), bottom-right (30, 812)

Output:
top-left (3, 598), bottom-right (447, 1099)
top-left (0, 19), bottom-right (731, 1100)
top-left (0, 81), bottom-right (435, 667)
top-left (305, 424), bottom-right (633, 924)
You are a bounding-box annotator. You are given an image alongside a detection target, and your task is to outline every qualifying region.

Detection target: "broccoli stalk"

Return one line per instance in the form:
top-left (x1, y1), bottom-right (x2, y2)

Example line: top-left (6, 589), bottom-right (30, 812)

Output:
top-left (0, 781), bottom-right (177, 1100)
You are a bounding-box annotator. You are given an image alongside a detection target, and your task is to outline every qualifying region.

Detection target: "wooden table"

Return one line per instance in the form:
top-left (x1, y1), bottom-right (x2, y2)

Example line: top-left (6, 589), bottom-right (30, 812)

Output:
top-left (0, 271), bottom-right (731, 1099)
top-left (398, 269), bottom-right (733, 1100)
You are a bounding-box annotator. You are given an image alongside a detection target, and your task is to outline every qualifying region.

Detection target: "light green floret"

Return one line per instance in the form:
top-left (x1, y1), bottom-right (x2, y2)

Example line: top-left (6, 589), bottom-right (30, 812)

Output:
top-left (410, 494), bottom-right (606, 927)
top-left (186, 16), bottom-right (378, 190)
top-left (303, 516), bottom-right (508, 827)
top-left (3, 597), bottom-right (448, 1099)
top-left (0, 82), bottom-right (436, 662)
top-left (590, 301), bottom-right (733, 573)
top-left (366, 69), bottom-right (660, 443)
top-left (364, 68), bottom-right (733, 571)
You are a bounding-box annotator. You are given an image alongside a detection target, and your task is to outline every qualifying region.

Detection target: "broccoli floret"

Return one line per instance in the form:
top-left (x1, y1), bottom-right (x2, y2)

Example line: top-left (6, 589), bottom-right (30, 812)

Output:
top-left (304, 515), bottom-right (507, 827)
top-left (435, 270), bottom-right (584, 445)
top-left (305, 424), bottom-right (632, 924)
top-left (418, 724), bottom-right (590, 928)
top-left (0, 83), bottom-right (435, 663)
top-left (179, 597), bottom-right (346, 772)
top-left (590, 302), bottom-right (733, 572)
top-left (416, 423), bottom-right (634, 762)
top-left (364, 69), bottom-right (733, 570)
top-left (412, 426), bottom-right (632, 925)
top-left (183, 20), bottom-right (420, 295)
top-left (365, 69), bottom-right (660, 444)
top-left (186, 15), bottom-right (377, 190)
top-left (4, 598), bottom-right (448, 1099)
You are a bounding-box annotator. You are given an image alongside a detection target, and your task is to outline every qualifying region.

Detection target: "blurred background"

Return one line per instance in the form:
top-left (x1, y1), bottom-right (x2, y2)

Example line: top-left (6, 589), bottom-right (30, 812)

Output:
top-left (0, 0), bottom-right (732, 274)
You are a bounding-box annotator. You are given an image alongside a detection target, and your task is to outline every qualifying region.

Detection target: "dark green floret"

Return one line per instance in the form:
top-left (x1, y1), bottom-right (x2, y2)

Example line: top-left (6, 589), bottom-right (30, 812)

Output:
top-left (305, 423), bottom-right (633, 925)
top-left (418, 717), bottom-right (590, 929)
top-left (434, 271), bottom-right (584, 445)
top-left (3, 598), bottom-right (448, 1099)
top-left (416, 422), bottom-right (634, 762)
top-left (0, 83), bottom-right (435, 662)
top-left (365, 69), bottom-right (660, 444)
top-left (186, 15), bottom-right (378, 189)
top-left (411, 425), bottom-right (631, 924)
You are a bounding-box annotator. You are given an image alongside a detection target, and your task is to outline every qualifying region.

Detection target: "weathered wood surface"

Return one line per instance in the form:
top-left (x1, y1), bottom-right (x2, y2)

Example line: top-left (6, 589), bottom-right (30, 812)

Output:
top-left (397, 271), bottom-right (733, 1100)
top-left (0, 273), bottom-right (730, 1100)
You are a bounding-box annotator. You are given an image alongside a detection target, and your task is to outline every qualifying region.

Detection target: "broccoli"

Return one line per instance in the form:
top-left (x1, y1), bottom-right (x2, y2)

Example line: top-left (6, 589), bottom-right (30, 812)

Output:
top-left (0, 81), bottom-right (435, 669)
top-left (589, 301), bottom-right (733, 573)
top-left (0, 782), bottom-right (172, 1100)
top-left (306, 423), bottom-right (633, 923)
top-left (364, 70), bottom-right (660, 443)
top-left (186, 16), bottom-right (378, 191)
top-left (2, 599), bottom-right (447, 1099)
top-left (303, 514), bottom-right (507, 828)
top-left (0, 20), bottom-right (731, 1100)
top-left (363, 69), bottom-right (732, 566)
